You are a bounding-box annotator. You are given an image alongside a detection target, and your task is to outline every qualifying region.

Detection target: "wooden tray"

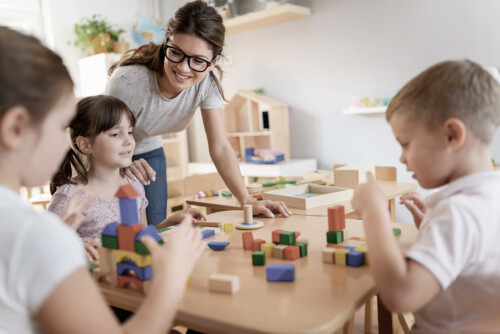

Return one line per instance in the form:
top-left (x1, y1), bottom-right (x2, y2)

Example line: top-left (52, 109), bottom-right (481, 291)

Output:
top-left (262, 184), bottom-right (353, 209)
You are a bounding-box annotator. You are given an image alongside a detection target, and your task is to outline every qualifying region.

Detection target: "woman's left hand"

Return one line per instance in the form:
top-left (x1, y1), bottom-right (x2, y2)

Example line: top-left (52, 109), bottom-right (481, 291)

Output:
top-left (246, 199), bottom-right (292, 218)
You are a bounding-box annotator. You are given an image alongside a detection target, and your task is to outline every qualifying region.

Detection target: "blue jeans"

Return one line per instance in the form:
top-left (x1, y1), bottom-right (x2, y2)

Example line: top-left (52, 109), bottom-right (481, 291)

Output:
top-left (133, 147), bottom-right (167, 226)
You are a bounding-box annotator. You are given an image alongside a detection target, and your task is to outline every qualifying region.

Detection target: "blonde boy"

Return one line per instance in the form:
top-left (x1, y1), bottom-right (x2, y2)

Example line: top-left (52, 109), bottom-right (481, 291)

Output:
top-left (352, 60), bottom-right (500, 333)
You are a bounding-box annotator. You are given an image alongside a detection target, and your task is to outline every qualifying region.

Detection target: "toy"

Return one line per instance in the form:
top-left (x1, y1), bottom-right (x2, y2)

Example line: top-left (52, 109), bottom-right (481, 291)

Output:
top-left (333, 164), bottom-right (376, 190)
top-left (236, 204), bottom-right (264, 230)
top-left (262, 184), bottom-right (353, 209)
top-left (209, 273), bottom-right (240, 294)
top-left (224, 223), bottom-right (234, 232)
top-left (251, 239), bottom-right (266, 251)
top-left (261, 242), bottom-right (275, 257)
top-left (196, 190), bottom-right (220, 198)
top-left (222, 190), bottom-right (233, 197)
top-left (207, 241), bottom-right (230, 251)
top-left (272, 245), bottom-right (287, 259)
top-left (242, 231), bottom-right (254, 250)
top-left (266, 264), bottom-right (295, 282)
top-left (245, 147), bottom-right (285, 164)
top-left (322, 248), bottom-right (336, 264)
top-left (193, 221), bottom-right (221, 228)
top-left (252, 251), bottom-right (266, 266)
top-left (283, 245), bottom-right (300, 261)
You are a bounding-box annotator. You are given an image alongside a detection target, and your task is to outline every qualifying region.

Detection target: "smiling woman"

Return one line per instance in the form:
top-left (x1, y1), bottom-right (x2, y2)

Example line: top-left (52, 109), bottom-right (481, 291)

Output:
top-left (106, 0), bottom-right (291, 226)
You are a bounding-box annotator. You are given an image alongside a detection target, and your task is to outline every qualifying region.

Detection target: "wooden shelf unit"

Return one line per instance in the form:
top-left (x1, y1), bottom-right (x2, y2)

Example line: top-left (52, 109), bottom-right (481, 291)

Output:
top-left (162, 130), bottom-right (189, 214)
top-left (223, 90), bottom-right (290, 161)
top-left (225, 3), bottom-right (311, 35)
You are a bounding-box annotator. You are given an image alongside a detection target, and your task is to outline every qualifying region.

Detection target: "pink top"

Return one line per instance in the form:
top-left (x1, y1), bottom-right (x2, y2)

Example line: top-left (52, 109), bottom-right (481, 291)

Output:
top-left (48, 176), bottom-right (148, 242)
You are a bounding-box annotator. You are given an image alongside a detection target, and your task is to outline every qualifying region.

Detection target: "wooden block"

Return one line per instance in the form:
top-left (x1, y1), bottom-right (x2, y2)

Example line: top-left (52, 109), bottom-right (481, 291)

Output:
top-left (280, 231), bottom-right (296, 245)
top-left (118, 223), bottom-right (144, 252)
top-left (272, 229), bottom-right (285, 243)
top-left (251, 239), bottom-right (265, 251)
top-left (243, 204), bottom-right (253, 223)
top-left (272, 244), bottom-right (287, 259)
top-left (116, 184), bottom-right (139, 198)
top-left (102, 221), bottom-right (118, 237)
top-left (322, 248), bottom-right (336, 263)
top-left (224, 223), bottom-right (234, 232)
top-left (117, 261), bottom-right (153, 280)
top-left (193, 221), bottom-right (221, 228)
top-left (119, 198), bottom-right (140, 226)
top-left (209, 273), bottom-right (240, 294)
top-left (117, 273), bottom-right (146, 294)
top-left (326, 231), bottom-right (343, 244)
top-left (328, 244), bottom-right (343, 249)
top-left (327, 205), bottom-right (346, 232)
top-left (252, 251), bottom-right (266, 265)
top-left (355, 246), bottom-right (369, 265)
top-left (295, 242), bottom-right (307, 257)
top-left (261, 242), bottom-right (275, 257)
top-left (102, 235), bottom-right (118, 249)
top-left (346, 251), bottom-right (364, 267)
top-left (266, 264), bottom-right (295, 282)
top-left (242, 231), bottom-right (254, 250)
top-left (334, 249), bottom-right (350, 266)
top-left (393, 228), bottom-right (402, 237)
top-left (333, 164), bottom-right (376, 190)
top-left (295, 236), bottom-right (308, 244)
top-left (92, 267), bottom-right (117, 286)
top-left (113, 249), bottom-right (152, 268)
top-left (283, 245), bottom-right (300, 261)
top-left (97, 247), bottom-right (115, 274)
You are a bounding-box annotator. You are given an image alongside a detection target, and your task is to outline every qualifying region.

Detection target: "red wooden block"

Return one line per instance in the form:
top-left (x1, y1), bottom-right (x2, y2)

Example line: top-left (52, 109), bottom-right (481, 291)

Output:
top-left (349, 237), bottom-right (361, 241)
top-left (251, 239), bottom-right (265, 251)
top-left (117, 273), bottom-right (145, 294)
top-left (294, 231), bottom-right (301, 239)
top-left (115, 184), bottom-right (139, 198)
top-left (272, 229), bottom-right (285, 243)
top-left (328, 205), bottom-right (346, 232)
top-left (118, 223), bottom-right (144, 252)
top-left (328, 244), bottom-right (343, 249)
top-left (283, 245), bottom-right (301, 260)
top-left (242, 231), bottom-right (254, 250)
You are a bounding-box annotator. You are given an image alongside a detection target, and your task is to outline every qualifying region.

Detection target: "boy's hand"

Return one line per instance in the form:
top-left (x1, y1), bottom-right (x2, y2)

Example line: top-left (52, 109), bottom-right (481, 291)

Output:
top-left (184, 208), bottom-right (208, 222)
top-left (84, 238), bottom-right (99, 262)
top-left (125, 158), bottom-right (156, 186)
top-left (60, 188), bottom-right (96, 230)
top-left (400, 191), bottom-right (426, 227)
top-left (351, 172), bottom-right (386, 217)
top-left (245, 199), bottom-right (292, 218)
top-left (141, 216), bottom-right (204, 284)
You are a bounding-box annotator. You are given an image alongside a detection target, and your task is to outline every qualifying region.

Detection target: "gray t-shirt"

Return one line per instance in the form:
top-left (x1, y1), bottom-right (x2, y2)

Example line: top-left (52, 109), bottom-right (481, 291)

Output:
top-left (105, 64), bottom-right (222, 154)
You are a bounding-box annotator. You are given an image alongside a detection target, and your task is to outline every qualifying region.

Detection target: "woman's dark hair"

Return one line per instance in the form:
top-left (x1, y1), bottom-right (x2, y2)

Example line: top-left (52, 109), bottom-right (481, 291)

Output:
top-left (0, 26), bottom-right (73, 122)
top-left (50, 95), bottom-right (136, 194)
top-left (108, 0), bottom-right (226, 100)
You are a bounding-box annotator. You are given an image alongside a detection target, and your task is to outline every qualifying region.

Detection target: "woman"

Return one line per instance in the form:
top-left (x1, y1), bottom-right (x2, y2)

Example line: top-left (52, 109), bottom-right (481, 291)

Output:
top-left (106, 0), bottom-right (291, 225)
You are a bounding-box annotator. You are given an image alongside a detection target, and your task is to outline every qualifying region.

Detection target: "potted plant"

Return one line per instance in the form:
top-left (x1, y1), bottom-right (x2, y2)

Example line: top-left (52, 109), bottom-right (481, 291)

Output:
top-left (71, 14), bottom-right (125, 56)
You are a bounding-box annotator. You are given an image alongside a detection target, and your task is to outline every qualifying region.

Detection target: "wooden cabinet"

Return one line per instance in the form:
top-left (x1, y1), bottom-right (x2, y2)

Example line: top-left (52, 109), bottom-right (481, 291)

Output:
top-left (162, 130), bottom-right (189, 214)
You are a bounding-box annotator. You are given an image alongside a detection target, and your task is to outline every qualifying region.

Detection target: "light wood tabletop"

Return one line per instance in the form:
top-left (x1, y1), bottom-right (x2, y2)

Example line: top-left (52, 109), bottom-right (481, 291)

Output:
top-left (98, 210), bottom-right (418, 334)
top-left (185, 181), bottom-right (417, 220)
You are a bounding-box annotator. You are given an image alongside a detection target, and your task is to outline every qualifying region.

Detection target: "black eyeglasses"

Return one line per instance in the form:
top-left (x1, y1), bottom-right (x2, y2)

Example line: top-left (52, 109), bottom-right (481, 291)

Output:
top-left (163, 44), bottom-right (216, 72)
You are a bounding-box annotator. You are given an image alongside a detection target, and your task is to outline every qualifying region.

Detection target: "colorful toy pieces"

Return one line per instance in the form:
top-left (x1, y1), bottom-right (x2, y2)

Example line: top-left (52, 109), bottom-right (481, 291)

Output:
top-left (96, 184), bottom-right (163, 294)
top-left (245, 147), bottom-right (285, 164)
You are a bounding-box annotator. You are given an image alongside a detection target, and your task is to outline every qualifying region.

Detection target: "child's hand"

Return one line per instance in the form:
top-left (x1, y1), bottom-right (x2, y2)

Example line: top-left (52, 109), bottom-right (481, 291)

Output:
top-left (141, 216), bottom-right (204, 285)
top-left (184, 208), bottom-right (208, 222)
top-left (84, 238), bottom-right (100, 262)
top-left (60, 188), bottom-right (96, 230)
top-left (400, 191), bottom-right (426, 227)
top-left (156, 208), bottom-right (208, 229)
top-left (351, 172), bottom-right (386, 217)
top-left (125, 158), bottom-right (157, 186)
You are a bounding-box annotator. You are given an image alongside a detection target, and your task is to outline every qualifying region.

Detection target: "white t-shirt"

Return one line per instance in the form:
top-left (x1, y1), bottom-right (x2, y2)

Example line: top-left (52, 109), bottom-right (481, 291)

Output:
top-left (0, 186), bottom-right (86, 333)
top-left (105, 64), bottom-right (223, 155)
top-left (407, 170), bottom-right (500, 334)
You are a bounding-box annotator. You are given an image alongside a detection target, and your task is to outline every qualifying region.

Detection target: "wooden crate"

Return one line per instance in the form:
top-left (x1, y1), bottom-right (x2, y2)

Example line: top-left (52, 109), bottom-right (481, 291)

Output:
top-left (262, 184), bottom-right (353, 209)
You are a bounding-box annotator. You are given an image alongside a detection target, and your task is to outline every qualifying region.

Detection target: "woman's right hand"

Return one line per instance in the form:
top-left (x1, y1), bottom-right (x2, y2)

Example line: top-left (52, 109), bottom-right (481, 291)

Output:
top-left (141, 216), bottom-right (204, 285)
top-left (125, 158), bottom-right (157, 186)
top-left (400, 191), bottom-right (426, 228)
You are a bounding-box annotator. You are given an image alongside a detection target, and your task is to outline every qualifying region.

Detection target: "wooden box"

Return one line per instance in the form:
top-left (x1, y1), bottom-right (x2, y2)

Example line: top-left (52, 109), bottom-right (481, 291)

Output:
top-left (333, 164), bottom-right (376, 189)
top-left (262, 184), bottom-right (353, 209)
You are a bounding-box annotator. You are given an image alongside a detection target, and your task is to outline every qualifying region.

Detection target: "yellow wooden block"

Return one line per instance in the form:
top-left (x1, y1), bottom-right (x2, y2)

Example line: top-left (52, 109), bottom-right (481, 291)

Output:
top-left (355, 246), bottom-right (369, 265)
top-left (261, 242), bottom-right (275, 257)
top-left (224, 223), bottom-right (234, 232)
top-left (113, 249), bottom-right (152, 268)
top-left (334, 249), bottom-right (350, 266)
top-left (359, 237), bottom-right (366, 241)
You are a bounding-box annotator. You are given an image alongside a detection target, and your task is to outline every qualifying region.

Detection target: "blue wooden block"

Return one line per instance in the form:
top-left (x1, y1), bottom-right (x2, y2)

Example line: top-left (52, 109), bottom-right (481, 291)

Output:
top-left (136, 225), bottom-right (163, 243)
top-left (266, 264), bottom-right (295, 282)
top-left (207, 241), bottom-right (230, 251)
top-left (119, 198), bottom-right (140, 226)
top-left (102, 221), bottom-right (118, 237)
top-left (202, 229), bottom-right (215, 239)
top-left (343, 246), bottom-right (357, 251)
top-left (346, 251), bottom-right (364, 267)
top-left (116, 260), bottom-right (153, 280)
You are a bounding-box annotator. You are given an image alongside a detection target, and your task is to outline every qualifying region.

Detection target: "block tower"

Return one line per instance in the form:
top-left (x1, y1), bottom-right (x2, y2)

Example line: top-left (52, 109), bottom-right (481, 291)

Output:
top-left (98, 184), bottom-right (163, 294)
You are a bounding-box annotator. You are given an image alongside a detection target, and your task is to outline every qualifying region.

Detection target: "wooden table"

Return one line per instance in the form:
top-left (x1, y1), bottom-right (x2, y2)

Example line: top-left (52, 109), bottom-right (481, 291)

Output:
top-left (185, 181), bottom-right (417, 221)
top-left (99, 211), bottom-right (418, 334)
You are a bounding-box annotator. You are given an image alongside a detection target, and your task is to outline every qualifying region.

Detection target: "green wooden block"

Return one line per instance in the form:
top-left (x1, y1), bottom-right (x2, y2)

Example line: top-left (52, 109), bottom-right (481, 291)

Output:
top-left (295, 242), bottom-right (307, 257)
top-left (252, 251), bottom-right (266, 266)
top-left (326, 231), bottom-right (343, 244)
top-left (280, 231), bottom-right (296, 245)
top-left (88, 263), bottom-right (99, 272)
top-left (157, 227), bottom-right (172, 233)
top-left (102, 235), bottom-right (118, 249)
top-left (393, 228), bottom-right (402, 236)
top-left (222, 191), bottom-right (233, 197)
top-left (135, 240), bottom-right (164, 255)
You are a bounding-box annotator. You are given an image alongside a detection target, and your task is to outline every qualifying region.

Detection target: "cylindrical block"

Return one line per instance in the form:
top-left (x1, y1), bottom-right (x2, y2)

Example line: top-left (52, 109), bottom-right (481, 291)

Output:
top-left (244, 204), bottom-right (253, 223)
top-left (328, 205), bottom-right (346, 232)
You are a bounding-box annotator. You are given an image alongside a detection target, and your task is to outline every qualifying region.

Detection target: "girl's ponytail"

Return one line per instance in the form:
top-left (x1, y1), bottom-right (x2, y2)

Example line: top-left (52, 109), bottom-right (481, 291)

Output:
top-left (50, 149), bottom-right (87, 195)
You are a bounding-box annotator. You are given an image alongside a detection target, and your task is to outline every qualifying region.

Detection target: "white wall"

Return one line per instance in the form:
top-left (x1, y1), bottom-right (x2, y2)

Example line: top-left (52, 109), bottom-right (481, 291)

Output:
top-left (43, 0), bottom-right (157, 96)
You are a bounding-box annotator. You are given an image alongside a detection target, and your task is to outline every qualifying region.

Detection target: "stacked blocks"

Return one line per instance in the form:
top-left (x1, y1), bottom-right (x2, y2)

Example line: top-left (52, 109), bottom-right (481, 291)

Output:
top-left (244, 229), bottom-right (308, 264)
top-left (100, 184), bottom-right (163, 294)
top-left (326, 205), bottom-right (345, 244)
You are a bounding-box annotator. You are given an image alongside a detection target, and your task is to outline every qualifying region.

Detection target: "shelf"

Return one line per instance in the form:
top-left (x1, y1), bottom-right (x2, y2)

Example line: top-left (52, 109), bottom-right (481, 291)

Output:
top-left (227, 131), bottom-right (271, 137)
top-left (225, 3), bottom-right (311, 35)
top-left (342, 106), bottom-right (387, 115)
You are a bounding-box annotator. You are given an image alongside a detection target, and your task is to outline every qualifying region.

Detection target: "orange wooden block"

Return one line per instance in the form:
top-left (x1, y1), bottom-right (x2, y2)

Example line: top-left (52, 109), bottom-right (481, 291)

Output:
top-left (117, 273), bottom-right (145, 294)
top-left (115, 183), bottom-right (139, 198)
top-left (295, 231), bottom-right (301, 239)
top-left (272, 229), bottom-right (285, 243)
top-left (328, 205), bottom-right (345, 232)
top-left (251, 239), bottom-right (266, 251)
top-left (328, 244), bottom-right (343, 249)
top-left (283, 245), bottom-right (301, 260)
top-left (118, 223), bottom-right (144, 252)
top-left (242, 231), bottom-right (254, 250)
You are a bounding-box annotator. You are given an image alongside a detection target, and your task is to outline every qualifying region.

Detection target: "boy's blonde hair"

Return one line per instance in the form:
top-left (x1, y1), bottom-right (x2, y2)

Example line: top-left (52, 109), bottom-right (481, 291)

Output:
top-left (386, 59), bottom-right (500, 143)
